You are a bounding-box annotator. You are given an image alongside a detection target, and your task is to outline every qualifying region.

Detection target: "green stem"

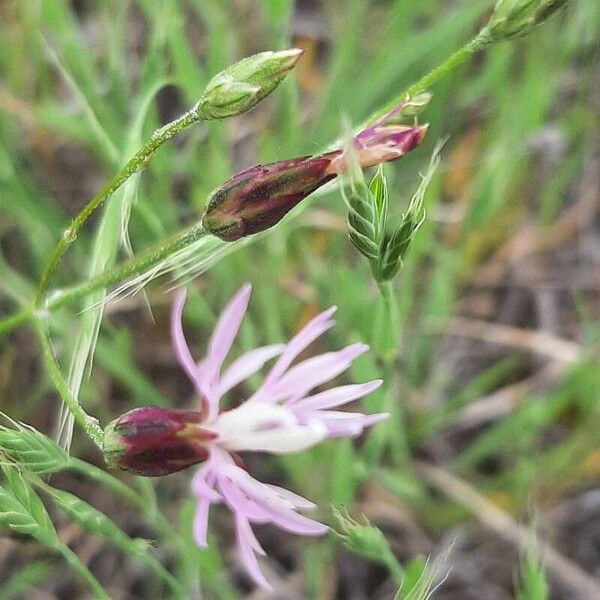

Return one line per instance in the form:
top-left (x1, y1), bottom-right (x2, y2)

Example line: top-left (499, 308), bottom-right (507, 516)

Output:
top-left (70, 462), bottom-right (188, 597)
top-left (371, 281), bottom-right (410, 466)
top-left (35, 110), bottom-right (201, 305)
top-left (34, 319), bottom-right (104, 448)
top-left (373, 280), bottom-right (398, 360)
top-left (1, 28), bottom-right (496, 334)
top-left (0, 305), bottom-right (34, 337)
top-left (70, 458), bottom-right (143, 508)
top-left (69, 458), bottom-right (187, 566)
top-left (55, 543), bottom-right (109, 599)
top-left (366, 27), bottom-right (492, 122)
top-left (46, 223), bottom-right (207, 313)
top-left (0, 224), bottom-right (209, 337)
top-left (385, 551), bottom-right (406, 590)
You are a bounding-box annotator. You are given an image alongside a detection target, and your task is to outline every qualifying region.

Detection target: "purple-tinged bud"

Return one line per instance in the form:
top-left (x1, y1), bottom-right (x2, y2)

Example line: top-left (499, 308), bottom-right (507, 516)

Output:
top-left (103, 407), bottom-right (215, 477)
top-left (202, 100), bottom-right (428, 241)
top-left (202, 154), bottom-right (338, 241)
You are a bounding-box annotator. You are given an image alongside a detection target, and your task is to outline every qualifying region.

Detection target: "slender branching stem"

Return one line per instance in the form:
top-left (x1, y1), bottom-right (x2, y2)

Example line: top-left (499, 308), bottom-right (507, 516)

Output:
top-left (55, 543), bottom-right (109, 599)
top-left (365, 27), bottom-right (492, 123)
top-left (34, 110), bottom-right (200, 305)
top-left (46, 223), bottom-right (207, 313)
top-left (0, 305), bottom-right (34, 337)
top-left (0, 26), bottom-right (495, 336)
top-left (34, 319), bottom-right (104, 448)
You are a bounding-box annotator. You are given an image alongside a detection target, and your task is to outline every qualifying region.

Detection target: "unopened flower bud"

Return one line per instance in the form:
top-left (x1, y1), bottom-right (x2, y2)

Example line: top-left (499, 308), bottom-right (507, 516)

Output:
top-left (202, 99), bottom-right (428, 241)
top-left (334, 508), bottom-right (396, 568)
top-left (202, 154), bottom-right (337, 241)
top-left (103, 407), bottom-right (215, 476)
top-left (487, 0), bottom-right (571, 40)
top-left (195, 49), bottom-right (304, 120)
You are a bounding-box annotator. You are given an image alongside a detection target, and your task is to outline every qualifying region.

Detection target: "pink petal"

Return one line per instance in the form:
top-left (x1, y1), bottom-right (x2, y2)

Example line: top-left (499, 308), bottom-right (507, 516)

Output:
top-left (293, 380), bottom-right (383, 412)
top-left (171, 289), bottom-right (207, 396)
top-left (257, 502), bottom-right (328, 536)
top-left (218, 344), bottom-right (284, 396)
top-left (235, 516), bottom-right (271, 589)
top-left (319, 411), bottom-right (390, 438)
top-left (191, 452), bottom-right (223, 501)
top-left (203, 283), bottom-right (252, 381)
top-left (223, 466), bottom-right (327, 536)
top-left (193, 496), bottom-right (211, 547)
top-left (257, 307), bottom-right (337, 396)
top-left (218, 475), bottom-right (271, 522)
top-left (272, 343), bottom-right (369, 402)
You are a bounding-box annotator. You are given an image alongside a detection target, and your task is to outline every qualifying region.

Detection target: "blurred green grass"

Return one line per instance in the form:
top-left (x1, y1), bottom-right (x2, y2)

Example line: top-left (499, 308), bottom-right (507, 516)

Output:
top-left (1, 0), bottom-right (599, 597)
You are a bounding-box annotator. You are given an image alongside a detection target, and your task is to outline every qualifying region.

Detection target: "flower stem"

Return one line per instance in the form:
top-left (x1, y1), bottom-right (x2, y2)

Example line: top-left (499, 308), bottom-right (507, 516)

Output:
top-left (371, 280), bottom-right (410, 466)
top-left (45, 223), bottom-right (207, 313)
top-left (2, 27), bottom-right (496, 335)
top-left (34, 319), bottom-right (104, 448)
top-left (69, 459), bottom-right (189, 598)
top-left (367, 27), bottom-right (492, 122)
top-left (0, 304), bottom-right (34, 337)
top-left (54, 543), bottom-right (109, 599)
top-left (34, 110), bottom-right (201, 305)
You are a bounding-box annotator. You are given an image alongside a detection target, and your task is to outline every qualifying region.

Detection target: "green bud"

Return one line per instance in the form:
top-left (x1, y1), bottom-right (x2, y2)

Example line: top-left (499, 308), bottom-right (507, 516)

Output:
top-left (487, 0), bottom-right (571, 40)
top-left (333, 508), bottom-right (396, 567)
top-left (194, 49), bottom-right (304, 119)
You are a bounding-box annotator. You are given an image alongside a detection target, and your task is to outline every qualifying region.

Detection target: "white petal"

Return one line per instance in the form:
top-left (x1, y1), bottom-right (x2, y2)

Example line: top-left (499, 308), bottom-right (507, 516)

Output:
top-left (223, 422), bottom-right (326, 453)
top-left (214, 402), bottom-right (326, 453)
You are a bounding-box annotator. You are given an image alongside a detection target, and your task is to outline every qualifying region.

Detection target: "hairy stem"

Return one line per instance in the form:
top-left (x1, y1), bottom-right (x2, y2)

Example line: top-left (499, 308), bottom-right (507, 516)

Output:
top-left (46, 224), bottom-right (207, 313)
top-left (55, 543), bottom-right (109, 599)
top-left (0, 305), bottom-right (34, 337)
top-left (34, 319), bottom-right (104, 448)
top-left (35, 110), bottom-right (200, 304)
top-left (0, 26), bottom-right (496, 336)
top-left (366, 27), bottom-right (492, 123)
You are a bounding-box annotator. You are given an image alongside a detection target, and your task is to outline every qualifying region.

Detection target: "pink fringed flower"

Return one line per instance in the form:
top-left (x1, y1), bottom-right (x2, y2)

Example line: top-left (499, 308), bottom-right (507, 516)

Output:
top-left (104, 284), bottom-right (387, 588)
top-left (183, 284), bottom-right (388, 588)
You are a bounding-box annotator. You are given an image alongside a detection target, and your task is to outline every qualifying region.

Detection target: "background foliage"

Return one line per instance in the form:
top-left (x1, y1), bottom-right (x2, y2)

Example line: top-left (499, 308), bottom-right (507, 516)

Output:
top-left (0, 0), bottom-right (599, 598)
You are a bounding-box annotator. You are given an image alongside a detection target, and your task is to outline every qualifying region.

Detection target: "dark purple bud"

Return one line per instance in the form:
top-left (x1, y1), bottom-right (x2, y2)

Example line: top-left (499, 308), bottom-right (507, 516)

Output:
top-left (202, 154), bottom-right (338, 241)
top-left (201, 100), bottom-right (428, 242)
top-left (103, 407), bottom-right (215, 477)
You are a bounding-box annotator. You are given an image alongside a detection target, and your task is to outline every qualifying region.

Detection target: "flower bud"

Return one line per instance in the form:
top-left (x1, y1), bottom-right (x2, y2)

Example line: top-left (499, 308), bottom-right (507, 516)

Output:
top-left (202, 154), bottom-right (338, 241)
top-left (487, 0), bottom-right (571, 40)
top-left (195, 49), bottom-right (304, 120)
top-left (333, 508), bottom-right (396, 568)
top-left (201, 99), bottom-right (427, 241)
top-left (103, 407), bottom-right (215, 476)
